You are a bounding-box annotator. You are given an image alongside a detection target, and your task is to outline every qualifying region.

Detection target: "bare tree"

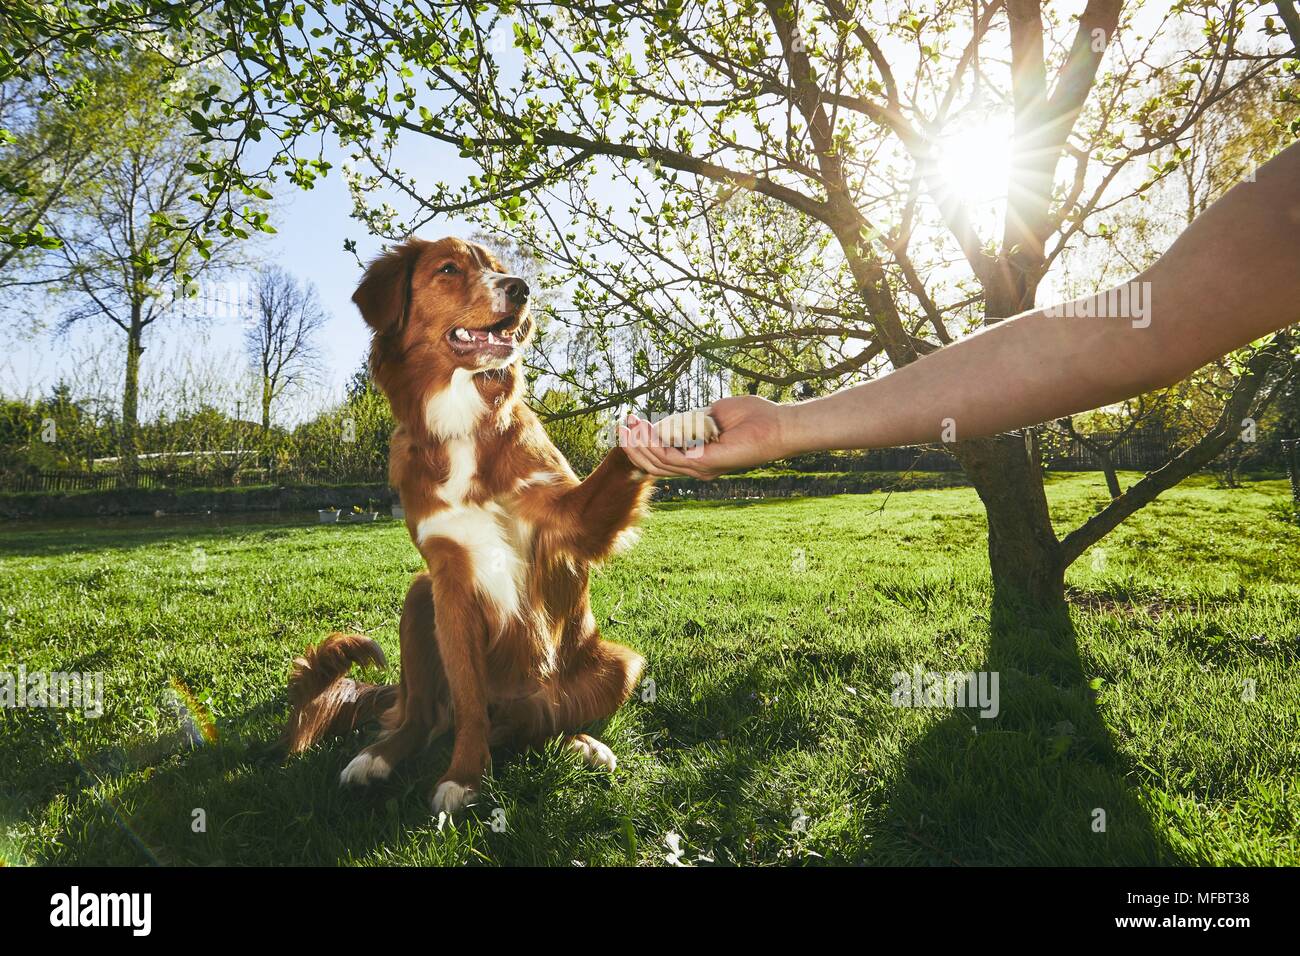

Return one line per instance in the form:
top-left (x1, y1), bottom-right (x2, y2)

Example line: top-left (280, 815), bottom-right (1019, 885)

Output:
top-left (244, 265), bottom-right (327, 433)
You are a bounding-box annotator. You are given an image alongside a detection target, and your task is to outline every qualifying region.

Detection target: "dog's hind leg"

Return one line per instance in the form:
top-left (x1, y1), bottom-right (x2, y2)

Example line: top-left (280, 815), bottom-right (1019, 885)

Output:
top-left (556, 638), bottom-right (643, 770)
top-left (340, 573), bottom-right (450, 786)
top-left (492, 637), bottom-right (643, 769)
top-left (560, 638), bottom-right (644, 725)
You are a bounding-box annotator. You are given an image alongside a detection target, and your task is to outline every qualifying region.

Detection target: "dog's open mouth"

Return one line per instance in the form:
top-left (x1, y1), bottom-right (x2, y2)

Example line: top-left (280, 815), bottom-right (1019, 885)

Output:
top-left (447, 316), bottom-right (529, 358)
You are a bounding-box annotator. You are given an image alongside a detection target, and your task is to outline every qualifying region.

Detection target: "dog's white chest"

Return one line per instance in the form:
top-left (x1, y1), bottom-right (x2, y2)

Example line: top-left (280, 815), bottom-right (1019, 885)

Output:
top-left (423, 368), bottom-right (487, 440)
top-left (439, 438), bottom-right (478, 505)
top-left (415, 439), bottom-right (531, 620)
top-left (416, 505), bottom-right (529, 620)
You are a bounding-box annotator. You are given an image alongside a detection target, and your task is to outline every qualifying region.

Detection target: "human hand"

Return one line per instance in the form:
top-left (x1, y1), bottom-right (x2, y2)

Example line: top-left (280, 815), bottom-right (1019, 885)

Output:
top-left (619, 395), bottom-right (790, 479)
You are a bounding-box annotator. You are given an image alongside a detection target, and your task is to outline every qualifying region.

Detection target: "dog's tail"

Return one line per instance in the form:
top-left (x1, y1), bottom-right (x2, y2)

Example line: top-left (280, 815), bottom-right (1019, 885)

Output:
top-left (280, 633), bottom-right (396, 754)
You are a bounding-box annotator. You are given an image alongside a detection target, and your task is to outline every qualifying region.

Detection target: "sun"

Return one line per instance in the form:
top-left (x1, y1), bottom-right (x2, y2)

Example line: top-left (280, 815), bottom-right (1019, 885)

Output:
top-left (934, 114), bottom-right (1013, 208)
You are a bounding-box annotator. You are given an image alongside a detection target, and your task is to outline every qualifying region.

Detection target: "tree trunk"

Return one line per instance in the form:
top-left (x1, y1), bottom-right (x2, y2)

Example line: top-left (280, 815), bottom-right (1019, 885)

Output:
top-left (261, 376), bottom-right (273, 433)
top-left (950, 262), bottom-right (1068, 615)
top-left (1101, 455), bottom-right (1122, 500)
top-left (121, 305), bottom-right (144, 486)
top-left (956, 433), bottom-right (1065, 612)
top-left (1285, 438), bottom-right (1300, 504)
top-left (1222, 454), bottom-right (1239, 488)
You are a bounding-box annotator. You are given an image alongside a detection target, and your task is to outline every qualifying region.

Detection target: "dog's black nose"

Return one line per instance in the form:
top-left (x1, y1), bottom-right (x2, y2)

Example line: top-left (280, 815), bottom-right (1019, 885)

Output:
top-left (505, 279), bottom-right (530, 304)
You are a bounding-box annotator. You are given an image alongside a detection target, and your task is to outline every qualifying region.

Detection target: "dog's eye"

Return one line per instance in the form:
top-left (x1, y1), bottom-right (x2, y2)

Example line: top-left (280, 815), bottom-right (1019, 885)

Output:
top-left (438, 262), bottom-right (460, 275)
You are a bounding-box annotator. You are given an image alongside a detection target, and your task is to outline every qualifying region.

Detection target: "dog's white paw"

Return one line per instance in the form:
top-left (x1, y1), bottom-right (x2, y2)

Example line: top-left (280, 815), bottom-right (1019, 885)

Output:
top-left (430, 779), bottom-right (478, 815)
top-left (568, 734), bottom-right (617, 772)
top-left (653, 410), bottom-right (719, 449)
top-left (339, 751), bottom-right (391, 787)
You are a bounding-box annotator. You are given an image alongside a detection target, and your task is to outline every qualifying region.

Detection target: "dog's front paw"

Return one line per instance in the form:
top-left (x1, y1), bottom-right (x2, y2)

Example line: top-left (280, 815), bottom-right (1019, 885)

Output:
top-left (653, 410), bottom-right (720, 449)
top-left (567, 733), bottom-right (617, 771)
top-left (339, 751), bottom-right (392, 787)
top-left (430, 779), bottom-right (478, 816)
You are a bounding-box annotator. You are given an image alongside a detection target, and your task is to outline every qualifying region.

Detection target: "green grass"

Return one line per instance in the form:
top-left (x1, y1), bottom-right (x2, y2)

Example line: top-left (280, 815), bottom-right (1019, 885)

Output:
top-left (1, 473), bottom-right (1297, 866)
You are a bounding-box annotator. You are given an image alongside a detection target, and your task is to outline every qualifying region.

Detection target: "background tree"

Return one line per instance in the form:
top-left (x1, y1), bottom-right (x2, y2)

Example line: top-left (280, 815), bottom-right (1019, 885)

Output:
top-left (288, 378), bottom-right (393, 484)
top-left (0, 74), bottom-right (98, 281)
top-left (537, 387), bottom-right (607, 475)
top-left (0, 380), bottom-right (113, 475)
top-left (45, 52), bottom-right (252, 478)
top-left (1050, 395), bottom-right (1164, 499)
top-left (245, 265), bottom-right (327, 435)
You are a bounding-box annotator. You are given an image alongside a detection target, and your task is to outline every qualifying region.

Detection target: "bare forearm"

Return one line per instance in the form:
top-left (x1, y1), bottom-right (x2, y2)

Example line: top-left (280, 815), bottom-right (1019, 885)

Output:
top-left (784, 309), bottom-right (1145, 451)
top-left (782, 142), bottom-right (1300, 455)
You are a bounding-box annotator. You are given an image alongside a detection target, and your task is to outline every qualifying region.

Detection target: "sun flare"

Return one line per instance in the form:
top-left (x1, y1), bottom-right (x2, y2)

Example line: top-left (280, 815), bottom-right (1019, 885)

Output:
top-left (934, 115), bottom-right (1014, 207)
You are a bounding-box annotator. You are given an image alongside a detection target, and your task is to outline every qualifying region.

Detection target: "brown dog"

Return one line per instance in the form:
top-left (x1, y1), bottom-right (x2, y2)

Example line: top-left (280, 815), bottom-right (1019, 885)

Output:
top-left (281, 237), bottom-right (717, 813)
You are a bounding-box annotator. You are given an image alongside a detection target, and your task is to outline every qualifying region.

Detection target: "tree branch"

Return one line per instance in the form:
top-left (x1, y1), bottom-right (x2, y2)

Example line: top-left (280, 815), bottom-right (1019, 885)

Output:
top-left (1059, 341), bottom-right (1289, 565)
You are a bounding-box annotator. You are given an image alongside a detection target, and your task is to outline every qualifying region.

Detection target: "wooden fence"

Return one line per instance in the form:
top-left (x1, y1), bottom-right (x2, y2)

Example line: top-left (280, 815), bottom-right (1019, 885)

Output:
top-left (1042, 431), bottom-right (1181, 471)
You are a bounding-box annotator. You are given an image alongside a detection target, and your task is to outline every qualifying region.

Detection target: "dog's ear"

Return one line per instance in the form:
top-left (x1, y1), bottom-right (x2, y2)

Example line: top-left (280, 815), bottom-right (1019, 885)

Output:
top-left (353, 241), bottom-right (422, 335)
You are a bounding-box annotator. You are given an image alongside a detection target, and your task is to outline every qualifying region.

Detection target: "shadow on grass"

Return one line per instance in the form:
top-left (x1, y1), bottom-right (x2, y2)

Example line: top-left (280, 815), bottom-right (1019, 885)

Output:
top-left (30, 603), bottom-right (1178, 866)
top-left (29, 694), bottom-right (643, 866)
top-left (23, 703), bottom-right (470, 866)
top-left (865, 596), bottom-right (1178, 865)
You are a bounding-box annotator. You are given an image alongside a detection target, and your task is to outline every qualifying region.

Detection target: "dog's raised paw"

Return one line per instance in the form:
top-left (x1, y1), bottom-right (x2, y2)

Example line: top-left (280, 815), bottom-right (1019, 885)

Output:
top-left (339, 751), bottom-right (391, 787)
top-left (430, 779), bottom-right (478, 815)
top-left (653, 410), bottom-right (719, 449)
top-left (568, 733), bottom-right (617, 771)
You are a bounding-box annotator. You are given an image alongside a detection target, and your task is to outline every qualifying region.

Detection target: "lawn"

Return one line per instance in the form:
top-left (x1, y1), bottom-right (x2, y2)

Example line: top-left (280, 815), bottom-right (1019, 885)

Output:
top-left (1, 473), bottom-right (1297, 866)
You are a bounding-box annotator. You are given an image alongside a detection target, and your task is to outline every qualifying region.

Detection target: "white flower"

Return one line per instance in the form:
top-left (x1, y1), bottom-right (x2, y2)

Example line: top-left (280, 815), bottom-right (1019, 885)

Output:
top-left (663, 831), bottom-right (687, 866)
